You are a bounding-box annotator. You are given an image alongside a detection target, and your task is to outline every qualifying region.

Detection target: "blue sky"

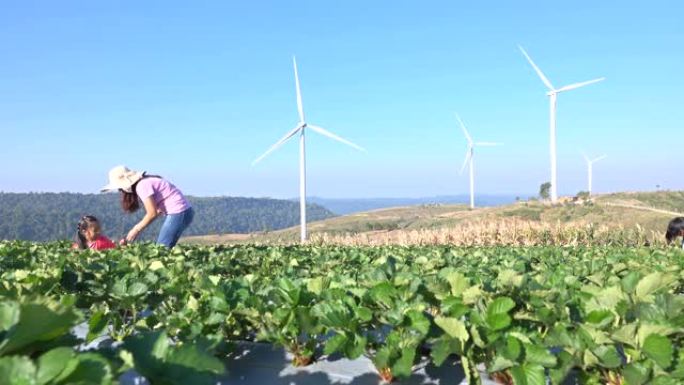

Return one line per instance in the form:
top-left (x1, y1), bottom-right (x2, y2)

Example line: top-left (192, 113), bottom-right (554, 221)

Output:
top-left (0, 1), bottom-right (681, 198)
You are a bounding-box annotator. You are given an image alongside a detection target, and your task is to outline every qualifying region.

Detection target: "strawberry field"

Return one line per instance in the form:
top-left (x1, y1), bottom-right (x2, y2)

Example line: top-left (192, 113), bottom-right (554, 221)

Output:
top-left (1, 241), bottom-right (683, 384)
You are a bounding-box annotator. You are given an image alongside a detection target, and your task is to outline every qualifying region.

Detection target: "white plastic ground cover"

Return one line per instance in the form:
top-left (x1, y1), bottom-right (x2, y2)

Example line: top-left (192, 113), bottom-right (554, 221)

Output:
top-left (73, 322), bottom-right (498, 385)
top-left (221, 341), bottom-right (498, 385)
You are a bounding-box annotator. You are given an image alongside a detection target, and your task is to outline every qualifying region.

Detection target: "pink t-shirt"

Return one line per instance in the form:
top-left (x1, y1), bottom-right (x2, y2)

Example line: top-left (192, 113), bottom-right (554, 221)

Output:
top-left (136, 177), bottom-right (191, 215)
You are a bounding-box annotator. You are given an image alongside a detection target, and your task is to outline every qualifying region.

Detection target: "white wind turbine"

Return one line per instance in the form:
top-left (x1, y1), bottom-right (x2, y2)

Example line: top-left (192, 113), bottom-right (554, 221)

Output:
top-left (582, 152), bottom-right (607, 196)
top-left (253, 57), bottom-right (365, 243)
top-left (518, 45), bottom-right (604, 203)
top-left (457, 114), bottom-right (502, 209)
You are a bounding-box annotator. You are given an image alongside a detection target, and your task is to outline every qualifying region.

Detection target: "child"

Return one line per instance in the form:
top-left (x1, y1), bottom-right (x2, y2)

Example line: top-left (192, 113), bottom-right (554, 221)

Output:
top-left (72, 215), bottom-right (116, 250)
top-left (665, 217), bottom-right (684, 248)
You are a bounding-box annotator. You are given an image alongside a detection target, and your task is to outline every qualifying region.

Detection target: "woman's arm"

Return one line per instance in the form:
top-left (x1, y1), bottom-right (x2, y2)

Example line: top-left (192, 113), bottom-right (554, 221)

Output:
top-left (126, 197), bottom-right (159, 242)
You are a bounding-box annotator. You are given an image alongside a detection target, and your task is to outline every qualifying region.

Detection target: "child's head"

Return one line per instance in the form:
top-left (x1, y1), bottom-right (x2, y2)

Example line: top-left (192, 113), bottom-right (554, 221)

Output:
top-left (76, 215), bottom-right (102, 249)
top-left (665, 217), bottom-right (684, 244)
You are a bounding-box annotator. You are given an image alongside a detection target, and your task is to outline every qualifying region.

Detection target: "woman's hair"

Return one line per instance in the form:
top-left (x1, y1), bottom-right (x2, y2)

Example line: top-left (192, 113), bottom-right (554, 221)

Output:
top-left (120, 173), bottom-right (162, 213)
top-left (75, 215), bottom-right (100, 250)
top-left (665, 217), bottom-right (684, 244)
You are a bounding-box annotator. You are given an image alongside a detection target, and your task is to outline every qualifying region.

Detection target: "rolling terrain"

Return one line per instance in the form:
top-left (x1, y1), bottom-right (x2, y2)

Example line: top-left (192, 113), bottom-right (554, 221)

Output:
top-left (183, 191), bottom-right (684, 245)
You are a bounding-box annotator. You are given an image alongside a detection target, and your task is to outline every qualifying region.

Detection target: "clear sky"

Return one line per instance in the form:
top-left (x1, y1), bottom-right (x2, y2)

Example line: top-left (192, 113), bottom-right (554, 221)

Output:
top-left (0, 1), bottom-right (681, 198)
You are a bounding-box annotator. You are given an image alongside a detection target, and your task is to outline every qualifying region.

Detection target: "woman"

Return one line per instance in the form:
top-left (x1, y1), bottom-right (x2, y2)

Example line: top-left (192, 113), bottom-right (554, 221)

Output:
top-left (101, 165), bottom-right (194, 248)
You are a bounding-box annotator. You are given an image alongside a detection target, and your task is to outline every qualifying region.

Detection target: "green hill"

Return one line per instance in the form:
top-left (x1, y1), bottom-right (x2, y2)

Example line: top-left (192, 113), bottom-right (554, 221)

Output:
top-left (0, 192), bottom-right (335, 242)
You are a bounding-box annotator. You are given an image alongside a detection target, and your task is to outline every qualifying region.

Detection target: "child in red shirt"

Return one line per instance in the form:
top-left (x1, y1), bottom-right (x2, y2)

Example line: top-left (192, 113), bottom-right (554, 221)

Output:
top-left (72, 215), bottom-right (116, 250)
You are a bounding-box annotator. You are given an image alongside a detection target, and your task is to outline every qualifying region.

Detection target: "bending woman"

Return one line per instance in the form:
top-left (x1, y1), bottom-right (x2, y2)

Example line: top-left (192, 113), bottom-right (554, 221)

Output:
top-left (101, 165), bottom-right (194, 247)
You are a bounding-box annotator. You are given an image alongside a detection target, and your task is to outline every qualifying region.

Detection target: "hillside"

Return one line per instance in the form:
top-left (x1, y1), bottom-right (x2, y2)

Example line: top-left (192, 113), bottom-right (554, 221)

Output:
top-left (0, 193), bottom-right (335, 242)
top-left (183, 191), bottom-right (684, 245)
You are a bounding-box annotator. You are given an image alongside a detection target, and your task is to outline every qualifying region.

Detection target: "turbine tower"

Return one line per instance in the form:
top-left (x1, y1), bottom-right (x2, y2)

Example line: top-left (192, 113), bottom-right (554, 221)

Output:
top-left (582, 152), bottom-right (607, 196)
top-left (457, 114), bottom-right (502, 209)
top-left (253, 57), bottom-right (365, 242)
top-left (519, 45), bottom-right (604, 203)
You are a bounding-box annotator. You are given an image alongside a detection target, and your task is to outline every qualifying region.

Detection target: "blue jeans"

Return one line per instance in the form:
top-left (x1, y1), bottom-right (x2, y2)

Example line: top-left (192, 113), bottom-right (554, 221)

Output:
top-left (157, 207), bottom-right (194, 248)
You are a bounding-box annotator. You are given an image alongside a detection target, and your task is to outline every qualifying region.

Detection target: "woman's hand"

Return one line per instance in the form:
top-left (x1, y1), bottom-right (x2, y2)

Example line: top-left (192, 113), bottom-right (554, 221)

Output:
top-left (125, 198), bottom-right (158, 243)
top-left (126, 226), bottom-right (140, 243)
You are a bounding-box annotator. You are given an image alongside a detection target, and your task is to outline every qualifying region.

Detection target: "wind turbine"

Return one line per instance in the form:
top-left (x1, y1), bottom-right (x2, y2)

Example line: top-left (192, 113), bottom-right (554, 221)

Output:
top-left (457, 114), bottom-right (502, 209)
top-left (518, 45), bottom-right (604, 203)
top-left (252, 57), bottom-right (365, 243)
top-left (582, 152), bottom-right (607, 196)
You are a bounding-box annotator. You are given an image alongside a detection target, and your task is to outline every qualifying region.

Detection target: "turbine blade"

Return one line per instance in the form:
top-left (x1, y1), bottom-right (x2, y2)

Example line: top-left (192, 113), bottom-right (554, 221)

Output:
top-left (581, 150), bottom-right (590, 163)
top-left (308, 124), bottom-right (366, 152)
top-left (293, 56), bottom-right (305, 123)
top-left (592, 155), bottom-right (607, 163)
top-left (518, 45), bottom-right (555, 90)
top-left (474, 142), bottom-right (503, 146)
top-left (556, 77), bottom-right (605, 93)
top-left (252, 125), bottom-right (302, 165)
top-left (459, 149), bottom-right (472, 175)
top-left (455, 113), bottom-right (473, 144)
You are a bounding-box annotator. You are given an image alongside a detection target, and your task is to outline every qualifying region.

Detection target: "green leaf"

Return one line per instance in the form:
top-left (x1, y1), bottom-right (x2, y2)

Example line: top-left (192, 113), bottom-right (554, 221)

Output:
top-left (0, 301), bottom-right (81, 356)
top-left (636, 324), bottom-right (674, 347)
top-left (487, 313), bottom-right (512, 331)
top-left (643, 334), bottom-right (673, 369)
top-left (439, 270), bottom-right (470, 296)
top-left (166, 344), bottom-right (225, 374)
top-left (498, 270), bottom-right (524, 288)
top-left (344, 334), bottom-right (366, 359)
top-left (623, 362), bottom-right (650, 385)
top-left (0, 356), bottom-right (36, 385)
top-left (462, 286), bottom-right (482, 305)
top-left (593, 345), bottom-right (622, 369)
top-left (391, 348), bottom-right (416, 379)
top-left (585, 309), bottom-right (614, 329)
top-left (87, 311), bottom-right (108, 343)
top-left (524, 344), bottom-right (557, 368)
top-left (406, 310), bottom-right (429, 335)
top-left (373, 346), bottom-right (391, 372)
top-left (36, 347), bottom-right (74, 385)
top-left (111, 279), bottom-right (127, 298)
top-left (323, 334), bottom-right (347, 356)
top-left (57, 353), bottom-right (112, 385)
top-left (369, 282), bottom-right (396, 307)
top-left (621, 271), bottom-right (641, 293)
top-left (306, 277), bottom-right (328, 295)
top-left (612, 323), bottom-right (637, 346)
top-left (434, 316), bottom-right (469, 341)
top-left (0, 302), bottom-right (20, 332)
top-left (148, 260), bottom-right (165, 271)
top-left (489, 355), bottom-right (516, 372)
top-left (503, 336), bottom-right (521, 361)
top-left (488, 297), bottom-right (516, 316)
top-left (510, 364), bottom-right (545, 385)
top-left (355, 307), bottom-right (372, 322)
top-left (127, 282), bottom-right (148, 297)
top-left (430, 336), bottom-right (460, 366)
top-left (651, 376), bottom-right (679, 385)
top-left (548, 351), bottom-right (575, 385)
top-left (635, 273), bottom-right (674, 300)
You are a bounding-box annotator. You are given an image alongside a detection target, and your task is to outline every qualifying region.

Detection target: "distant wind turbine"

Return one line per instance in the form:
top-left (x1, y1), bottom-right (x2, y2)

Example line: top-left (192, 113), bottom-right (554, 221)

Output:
top-left (457, 114), bottom-right (502, 209)
top-left (582, 152), bottom-right (607, 196)
top-left (518, 45), bottom-right (605, 203)
top-left (252, 57), bottom-right (365, 243)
